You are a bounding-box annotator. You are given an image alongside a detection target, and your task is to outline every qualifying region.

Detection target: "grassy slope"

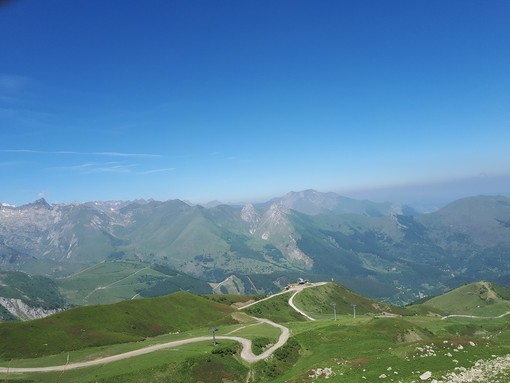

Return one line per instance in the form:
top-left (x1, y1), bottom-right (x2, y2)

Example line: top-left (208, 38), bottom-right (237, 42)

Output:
top-left (4, 282), bottom-right (510, 383)
top-left (241, 292), bottom-right (306, 323)
top-left (415, 281), bottom-right (510, 316)
top-left (293, 282), bottom-right (412, 319)
top-left (0, 292), bottom-right (235, 360)
top-left (269, 315), bottom-right (510, 383)
top-left (58, 261), bottom-right (213, 305)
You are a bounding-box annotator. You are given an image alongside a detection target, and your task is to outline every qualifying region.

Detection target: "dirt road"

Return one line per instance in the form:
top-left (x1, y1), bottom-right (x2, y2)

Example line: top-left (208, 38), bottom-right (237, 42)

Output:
top-left (287, 283), bottom-right (326, 321)
top-left (441, 311), bottom-right (510, 320)
top-left (0, 283), bottom-right (323, 373)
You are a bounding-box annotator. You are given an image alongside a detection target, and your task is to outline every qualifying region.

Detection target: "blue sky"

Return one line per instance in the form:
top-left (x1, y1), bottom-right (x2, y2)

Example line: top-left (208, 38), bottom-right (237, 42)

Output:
top-left (1, 0), bottom-right (510, 206)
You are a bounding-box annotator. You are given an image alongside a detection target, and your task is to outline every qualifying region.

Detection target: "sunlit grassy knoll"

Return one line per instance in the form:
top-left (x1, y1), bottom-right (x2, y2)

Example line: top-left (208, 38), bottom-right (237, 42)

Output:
top-left (220, 322), bottom-right (281, 340)
top-left (293, 282), bottom-right (412, 319)
top-left (417, 281), bottom-right (510, 317)
top-left (204, 293), bottom-right (265, 307)
top-left (242, 291), bottom-right (305, 323)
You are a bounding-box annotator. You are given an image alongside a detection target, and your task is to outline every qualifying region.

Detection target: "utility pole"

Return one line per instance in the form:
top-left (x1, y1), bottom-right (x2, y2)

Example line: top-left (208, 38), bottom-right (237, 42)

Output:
top-left (209, 327), bottom-right (218, 346)
top-left (352, 304), bottom-right (357, 319)
top-left (331, 302), bottom-right (337, 321)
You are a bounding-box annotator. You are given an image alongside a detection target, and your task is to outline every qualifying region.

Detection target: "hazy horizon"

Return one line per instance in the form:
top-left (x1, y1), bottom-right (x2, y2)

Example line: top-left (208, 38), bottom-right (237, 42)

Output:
top-left (3, 173), bottom-right (510, 214)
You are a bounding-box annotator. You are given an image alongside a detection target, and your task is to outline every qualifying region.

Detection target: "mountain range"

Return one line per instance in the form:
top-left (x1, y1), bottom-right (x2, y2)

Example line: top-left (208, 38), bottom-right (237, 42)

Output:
top-left (1, 190), bottom-right (510, 306)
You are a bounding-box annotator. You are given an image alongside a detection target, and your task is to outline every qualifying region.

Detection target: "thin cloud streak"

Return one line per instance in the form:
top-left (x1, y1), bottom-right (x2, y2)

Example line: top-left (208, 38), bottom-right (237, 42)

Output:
top-left (0, 149), bottom-right (163, 158)
top-left (140, 168), bottom-right (175, 174)
top-left (46, 162), bottom-right (174, 175)
top-left (47, 162), bottom-right (137, 174)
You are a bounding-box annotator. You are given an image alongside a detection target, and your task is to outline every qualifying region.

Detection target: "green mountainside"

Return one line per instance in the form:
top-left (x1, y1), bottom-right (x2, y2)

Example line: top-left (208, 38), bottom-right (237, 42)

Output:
top-left (413, 281), bottom-right (510, 316)
top-left (57, 261), bottom-right (213, 306)
top-left (0, 271), bottom-right (67, 321)
top-left (2, 193), bottom-right (510, 304)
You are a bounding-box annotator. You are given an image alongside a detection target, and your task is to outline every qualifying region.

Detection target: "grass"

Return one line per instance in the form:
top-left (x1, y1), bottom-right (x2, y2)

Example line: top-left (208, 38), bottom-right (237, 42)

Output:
top-left (57, 261), bottom-right (157, 305)
top-left (266, 315), bottom-right (510, 383)
top-left (417, 281), bottom-right (510, 316)
top-left (2, 340), bottom-right (246, 383)
top-left (3, 282), bottom-right (510, 382)
top-left (6, 314), bottom-right (510, 383)
top-left (241, 292), bottom-right (306, 323)
top-left (293, 282), bottom-right (412, 320)
top-left (0, 292), bottom-right (235, 360)
top-left (57, 261), bottom-right (213, 305)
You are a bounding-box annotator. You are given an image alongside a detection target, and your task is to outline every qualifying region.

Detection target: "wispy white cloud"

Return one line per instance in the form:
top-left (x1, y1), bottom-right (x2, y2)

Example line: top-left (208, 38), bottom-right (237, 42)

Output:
top-left (47, 161), bottom-right (175, 175)
top-left (0, 149), bottom-right (163, 158)
top-left (93, 151), bottom-right (162, 158)
top-left (140, 168), bottom-right (175, 174)
top-left (47, 162), bottom-right (137, 174)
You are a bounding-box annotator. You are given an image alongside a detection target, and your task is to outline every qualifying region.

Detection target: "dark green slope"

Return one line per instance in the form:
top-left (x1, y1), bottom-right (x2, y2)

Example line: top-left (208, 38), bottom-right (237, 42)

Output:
top-left (414, 196), bottom-right (510, 284)
top-left (419, 195), bottom-right (510, 247)
top-left (0, 271), bottom-right (66, 309)
top-left (287, 211), bottom-right (448, 300)
top-left (0, 271), bottom-right (67, 321)
top-left (0, 291), bottom-right (236, 359)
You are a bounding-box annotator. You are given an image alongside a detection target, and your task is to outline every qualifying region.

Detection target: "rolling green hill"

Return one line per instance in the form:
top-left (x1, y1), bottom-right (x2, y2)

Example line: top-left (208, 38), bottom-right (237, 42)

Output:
top-left (414, 281), bottom-right (510, 316)
top-left (292, 282), bottom-right (412, 319)
top-left (0, 291), bottom-right (235, 359)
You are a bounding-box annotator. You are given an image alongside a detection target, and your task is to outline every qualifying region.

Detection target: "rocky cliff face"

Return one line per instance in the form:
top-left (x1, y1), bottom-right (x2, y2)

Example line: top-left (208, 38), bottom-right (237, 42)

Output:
top-left (0, 297), bottom-right (61, 320)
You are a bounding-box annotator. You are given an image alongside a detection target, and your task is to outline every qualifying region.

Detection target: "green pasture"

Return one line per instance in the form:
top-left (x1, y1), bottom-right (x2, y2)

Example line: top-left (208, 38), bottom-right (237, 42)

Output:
top-left (0, 292), bottom-right (234, 360)
top-left (2, 282), bottom-right (510, 382)
top-left (416, 281), bottom-right (510, 317)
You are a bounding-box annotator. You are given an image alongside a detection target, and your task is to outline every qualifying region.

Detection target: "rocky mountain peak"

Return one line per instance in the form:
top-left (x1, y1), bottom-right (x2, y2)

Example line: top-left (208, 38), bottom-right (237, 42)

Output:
top-left (22, 198), bottom-right (52, 210)
top-left (241, 204), bottom-right (259, 223)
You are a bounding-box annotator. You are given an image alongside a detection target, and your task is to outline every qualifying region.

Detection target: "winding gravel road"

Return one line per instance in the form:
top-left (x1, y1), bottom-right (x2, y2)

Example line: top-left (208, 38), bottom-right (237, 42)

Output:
top-left (287, 282), bottom-right (326, 321)
top-left (441, 311), bottom-right (510, 320)
top-left (0, 283), bottom-right (322, 373)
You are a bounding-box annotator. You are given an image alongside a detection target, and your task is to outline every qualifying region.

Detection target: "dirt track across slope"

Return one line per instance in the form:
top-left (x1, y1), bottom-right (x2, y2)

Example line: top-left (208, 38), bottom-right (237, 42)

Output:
top-left (0, 283), bottom-right (323, 373)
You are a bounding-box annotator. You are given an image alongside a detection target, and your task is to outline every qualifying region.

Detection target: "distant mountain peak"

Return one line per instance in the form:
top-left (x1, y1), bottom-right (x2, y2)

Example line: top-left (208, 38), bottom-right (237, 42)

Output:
top-left (22, 198), bottom-right (52, 210)
top-left (265, 189), bottom-right (410, 217)
top-left (201, 200), bottom-right (223, 208)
